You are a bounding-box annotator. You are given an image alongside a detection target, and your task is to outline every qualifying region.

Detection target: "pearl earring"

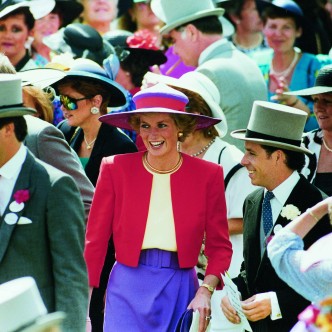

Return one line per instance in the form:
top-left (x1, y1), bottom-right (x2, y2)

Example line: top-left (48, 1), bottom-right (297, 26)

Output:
top-left (178, 132), bottom-right (183, 138)
top-left (91, 107), bottom-right (99, 115)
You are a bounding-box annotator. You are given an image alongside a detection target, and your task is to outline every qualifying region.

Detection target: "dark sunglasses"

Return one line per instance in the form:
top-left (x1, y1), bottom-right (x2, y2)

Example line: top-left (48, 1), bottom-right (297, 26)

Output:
top-left (60, 95), bottom-right (92, 111)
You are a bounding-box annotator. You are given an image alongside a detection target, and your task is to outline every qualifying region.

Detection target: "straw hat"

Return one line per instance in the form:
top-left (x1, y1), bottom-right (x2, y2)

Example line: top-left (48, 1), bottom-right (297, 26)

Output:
top-left (151, 0), bottom-right (224, 34)
top-left (0, 74), bottom-right (36, 118)
top-left (0, 276), bottom-right (65, 332)
top-left (144, 71), bottom-right (227, 137)
top-left (231, 100), bottom-right (312, 155)
top-left (99, 83), bottom-right (221, 130)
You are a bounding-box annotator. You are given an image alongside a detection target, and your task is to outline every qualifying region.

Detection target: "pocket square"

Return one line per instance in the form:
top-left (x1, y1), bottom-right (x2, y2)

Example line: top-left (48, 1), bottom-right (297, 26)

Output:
top-left (17, 217), bottom-right (32, 225)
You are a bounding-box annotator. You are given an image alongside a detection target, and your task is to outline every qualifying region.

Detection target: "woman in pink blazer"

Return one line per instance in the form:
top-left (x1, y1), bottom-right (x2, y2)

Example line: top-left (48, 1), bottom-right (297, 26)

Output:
top-left (84, 83), bottom-right (232, 332)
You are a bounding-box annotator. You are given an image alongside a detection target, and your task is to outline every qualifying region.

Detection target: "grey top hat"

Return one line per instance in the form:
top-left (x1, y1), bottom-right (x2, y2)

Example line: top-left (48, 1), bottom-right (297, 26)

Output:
top-left (151, 0), bottom-right (224, 34)
top-left (285, 64), bottom-right (332, 96)
top-left (231, 101), bottom-right (312, 155)
top-left (0, 74), bottom-right (36, 118)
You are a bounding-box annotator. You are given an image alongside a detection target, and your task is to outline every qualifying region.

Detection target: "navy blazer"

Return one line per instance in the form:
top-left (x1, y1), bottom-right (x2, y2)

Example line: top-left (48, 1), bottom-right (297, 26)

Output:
top-left (57, 121), bottom-right (138, 186)
top-left (235, 175), bottom-right (331, 332)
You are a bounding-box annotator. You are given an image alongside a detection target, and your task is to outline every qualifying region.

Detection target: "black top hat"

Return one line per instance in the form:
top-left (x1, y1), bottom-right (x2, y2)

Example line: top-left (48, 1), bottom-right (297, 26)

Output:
top-left (54, 0), bottom-right (83, 27)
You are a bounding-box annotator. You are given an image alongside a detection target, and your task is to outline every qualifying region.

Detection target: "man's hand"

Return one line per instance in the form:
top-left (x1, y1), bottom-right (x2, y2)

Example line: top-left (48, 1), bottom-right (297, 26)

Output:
top-left (221, 295), bottom-right (241, 324)
top-left (241, 293), bottom-right (272, 322)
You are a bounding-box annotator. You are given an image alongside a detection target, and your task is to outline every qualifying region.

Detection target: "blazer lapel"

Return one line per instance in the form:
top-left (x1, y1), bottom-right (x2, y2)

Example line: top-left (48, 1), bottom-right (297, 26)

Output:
top-left (0, 152), bottom-right (34, 263)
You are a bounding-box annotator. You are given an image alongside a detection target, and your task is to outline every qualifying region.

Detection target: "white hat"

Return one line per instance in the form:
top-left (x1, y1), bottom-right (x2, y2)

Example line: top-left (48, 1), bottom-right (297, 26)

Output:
top-left (151, 0), bottom-right (225, 35)
top-left (144, 71), bottom-right (227, 137)
top-left (0, 276), bottom-right (65, 332)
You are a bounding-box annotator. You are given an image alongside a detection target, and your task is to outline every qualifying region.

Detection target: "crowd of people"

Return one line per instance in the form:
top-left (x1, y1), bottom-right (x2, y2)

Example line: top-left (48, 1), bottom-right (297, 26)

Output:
top-left (0, 0), bottom-right (331, 332)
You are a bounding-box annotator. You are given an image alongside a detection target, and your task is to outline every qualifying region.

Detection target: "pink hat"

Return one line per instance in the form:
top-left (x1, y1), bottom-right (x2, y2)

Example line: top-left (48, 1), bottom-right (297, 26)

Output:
top-left (99, 83), bottom-right (222, 130)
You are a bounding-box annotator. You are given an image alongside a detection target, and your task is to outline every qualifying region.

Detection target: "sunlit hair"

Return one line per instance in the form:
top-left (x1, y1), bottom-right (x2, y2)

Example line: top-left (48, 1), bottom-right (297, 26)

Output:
top-left (128, 112), bottom-right (197, 142)
top-left (56, 78), bottom-right (110, 115)
top-left (169, 85), bottom-right (218, 139)
top-left (23, 86), bottom-right (54, 124)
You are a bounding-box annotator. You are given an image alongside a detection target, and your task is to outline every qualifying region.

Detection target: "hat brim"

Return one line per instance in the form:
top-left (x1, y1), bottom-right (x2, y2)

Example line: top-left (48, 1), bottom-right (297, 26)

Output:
top-left (21, 312), bottom-right (66, 332)
top-left (0, 107), bottom-right (37, 118)
top-left (285, 86), bottom-right (332, 96)
top-left (159, 8), bottom-right (225, 34)
top-left (231, 129), bottom-right (313, 155)
top-left (18, 68), bottom-right (66, 89)
top-left (55, 1), bottom-right (83, 27)
top-left (100, 108), bottom-right (221, 131)
top-left (53, 71), bottom-right (127, 107)
top-left (124, 48), bottom-right (167, 66)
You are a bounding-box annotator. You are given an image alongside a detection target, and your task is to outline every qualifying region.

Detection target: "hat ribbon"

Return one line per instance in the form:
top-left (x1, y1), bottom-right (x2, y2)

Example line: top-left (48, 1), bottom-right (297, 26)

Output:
top-left (0, 103), bottom-right (24, 109)
top-left (245, 129), bottom-right (301, 147)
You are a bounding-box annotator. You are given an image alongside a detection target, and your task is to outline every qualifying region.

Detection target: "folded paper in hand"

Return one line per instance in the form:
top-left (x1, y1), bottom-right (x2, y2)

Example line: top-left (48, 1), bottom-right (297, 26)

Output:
top-left (221, 272), bottom-right (253, 332)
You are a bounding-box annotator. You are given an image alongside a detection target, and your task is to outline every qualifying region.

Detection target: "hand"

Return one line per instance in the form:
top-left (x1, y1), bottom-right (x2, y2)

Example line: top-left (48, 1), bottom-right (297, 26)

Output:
top-left (241, 293), bottom-right (272, 322)
top-left (270, 76), bottom-right (296, 106)
top-left (187, 287), bottom-right (212, 332)
top-left (141, 71), bottom-right (161, 90)
top-left (221, 295), bottom-right (241, 324)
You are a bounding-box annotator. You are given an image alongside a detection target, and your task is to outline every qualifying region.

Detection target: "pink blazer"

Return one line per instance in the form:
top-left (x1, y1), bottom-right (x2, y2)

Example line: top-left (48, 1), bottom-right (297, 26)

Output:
top-left (84, 152), bottom-right (232, 287)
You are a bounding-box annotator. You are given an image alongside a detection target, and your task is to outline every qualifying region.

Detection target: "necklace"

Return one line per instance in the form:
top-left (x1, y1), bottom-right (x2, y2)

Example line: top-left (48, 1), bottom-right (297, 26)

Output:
top-left (322, 138), bottom-right (332, 152)
top-left (191, 138), bottom-right (216, 157)
top-left (270, 49), bottom-right (300, 78)
top-left (143, 152), bottom-right (183, 174)
top-left (84, 136), bottom-right (97, 150)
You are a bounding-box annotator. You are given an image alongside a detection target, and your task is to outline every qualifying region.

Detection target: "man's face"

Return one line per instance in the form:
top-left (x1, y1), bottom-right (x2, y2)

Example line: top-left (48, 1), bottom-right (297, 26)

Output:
top-left (241, 141), bottom-right (277, 190)
top-left (168, 27), bottom-right (199, 67)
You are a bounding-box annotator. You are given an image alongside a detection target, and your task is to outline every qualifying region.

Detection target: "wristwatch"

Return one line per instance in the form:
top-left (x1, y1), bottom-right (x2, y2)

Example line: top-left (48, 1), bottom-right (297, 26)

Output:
top-left (200, 283), bottom-right (215, 294)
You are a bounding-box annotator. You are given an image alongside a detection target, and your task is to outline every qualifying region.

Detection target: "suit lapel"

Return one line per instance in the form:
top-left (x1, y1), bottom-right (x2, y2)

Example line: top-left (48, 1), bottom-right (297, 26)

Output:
top-left (0, 152), bottom-right (34, 263)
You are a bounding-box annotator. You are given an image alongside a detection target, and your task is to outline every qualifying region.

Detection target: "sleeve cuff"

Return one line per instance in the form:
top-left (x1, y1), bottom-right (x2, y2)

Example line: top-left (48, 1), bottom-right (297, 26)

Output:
top-left (269, 292), bottom-right (282, 320)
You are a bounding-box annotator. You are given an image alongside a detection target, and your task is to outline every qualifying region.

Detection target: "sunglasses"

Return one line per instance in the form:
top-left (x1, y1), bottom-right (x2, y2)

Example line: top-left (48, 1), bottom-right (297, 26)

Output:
top-left (59, 95), bottom-right (92, 111)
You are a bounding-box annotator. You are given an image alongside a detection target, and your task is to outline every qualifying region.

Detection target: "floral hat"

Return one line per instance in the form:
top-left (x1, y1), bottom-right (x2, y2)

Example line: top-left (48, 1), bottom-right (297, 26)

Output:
top-left (99, 83), bottom-right (221, 130)
top-left (103, 29), bottom-right (167, 66)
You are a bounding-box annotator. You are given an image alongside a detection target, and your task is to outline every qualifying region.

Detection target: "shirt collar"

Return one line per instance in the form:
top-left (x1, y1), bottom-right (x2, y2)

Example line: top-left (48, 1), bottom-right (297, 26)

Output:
top-left (0, 144), bottom-right (27, 179)
top-left (267, 171), bottom-right (300, 207)
top-left (198, 38), bottom-right (228, 66)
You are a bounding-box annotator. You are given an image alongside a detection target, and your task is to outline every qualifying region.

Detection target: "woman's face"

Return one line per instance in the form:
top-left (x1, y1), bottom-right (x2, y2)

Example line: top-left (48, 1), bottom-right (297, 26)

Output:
top-left (33, 13), bottom-right (61, 43)
top-left (0, 13), bottom-right (30, 60)
top-left (130, 2), bottom-right (161, 30)
top-left (313, 93), bottom-right (332, 132)
top-left (82, 0), bottom-right (118, 27)
top-left (138, 113), bottom-right (179, 158)
top-left (58, 84), bottom-right (96, 127)
top-left (263, 17), bottom-right (302, 53)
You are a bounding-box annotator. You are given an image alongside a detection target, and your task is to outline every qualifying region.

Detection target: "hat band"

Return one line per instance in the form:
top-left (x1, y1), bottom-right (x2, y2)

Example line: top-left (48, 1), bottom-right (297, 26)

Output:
top-left (245, 129), bottom-right (301, 147)
top-left (0, 103), bottom-right (24, 109)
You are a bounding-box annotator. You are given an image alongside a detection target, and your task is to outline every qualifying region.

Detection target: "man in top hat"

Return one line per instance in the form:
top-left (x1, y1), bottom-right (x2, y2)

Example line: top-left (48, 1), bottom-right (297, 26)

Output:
top-left (0, 74), bottom-right (88, 331)
top-left (221, 101), bottom-right (332, 332)
top-left (150, 0), bottom-right (268, 151)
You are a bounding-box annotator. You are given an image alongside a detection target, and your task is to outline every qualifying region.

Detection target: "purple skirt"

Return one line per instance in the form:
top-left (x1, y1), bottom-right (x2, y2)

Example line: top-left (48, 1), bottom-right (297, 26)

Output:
top-left (104, 249), bottom-right (199, 331)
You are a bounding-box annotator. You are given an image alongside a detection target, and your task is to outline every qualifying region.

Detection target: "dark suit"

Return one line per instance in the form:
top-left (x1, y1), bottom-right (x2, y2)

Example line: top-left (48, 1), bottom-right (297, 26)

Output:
top-left (0, 150), bottom-right (88, 332)
top-left (234, 175), bottom-right (331, 332)
top-left (58, 120), bottom-right (138, 331)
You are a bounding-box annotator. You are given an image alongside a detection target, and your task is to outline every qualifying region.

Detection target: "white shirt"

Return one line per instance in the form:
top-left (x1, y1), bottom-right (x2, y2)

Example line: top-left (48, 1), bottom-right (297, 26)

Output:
top-left (0, 144), bottom-right (27, 216)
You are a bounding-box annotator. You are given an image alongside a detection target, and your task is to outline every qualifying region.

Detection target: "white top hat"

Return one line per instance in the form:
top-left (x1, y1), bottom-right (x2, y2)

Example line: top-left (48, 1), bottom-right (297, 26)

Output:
top-left (0, 277), bottom-right (65, 332)
top-left (151, 0), bottom-right (225, 34)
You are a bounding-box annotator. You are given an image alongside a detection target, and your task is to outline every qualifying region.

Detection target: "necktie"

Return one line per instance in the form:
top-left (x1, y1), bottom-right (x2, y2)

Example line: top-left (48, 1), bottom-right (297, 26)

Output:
top-left (262, 191), bottom-right (274, 236)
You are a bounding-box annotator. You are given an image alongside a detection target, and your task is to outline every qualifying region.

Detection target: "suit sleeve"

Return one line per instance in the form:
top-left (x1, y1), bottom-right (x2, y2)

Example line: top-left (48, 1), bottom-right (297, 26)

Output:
top-left (35, 125), bottom-right (94, 221)
top-left (84, 158), bottom-right (115, 287)
top-left (47, 175), bottom-right (88, 331)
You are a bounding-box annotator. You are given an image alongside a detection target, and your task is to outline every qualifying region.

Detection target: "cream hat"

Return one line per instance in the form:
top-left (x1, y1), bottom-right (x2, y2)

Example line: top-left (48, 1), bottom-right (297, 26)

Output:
top-left (0, 277), bottom-right (65, 332)
top-left (231, 101), bottom-right (312, 155)
top-left (151, 0), bottom-right (224, 34)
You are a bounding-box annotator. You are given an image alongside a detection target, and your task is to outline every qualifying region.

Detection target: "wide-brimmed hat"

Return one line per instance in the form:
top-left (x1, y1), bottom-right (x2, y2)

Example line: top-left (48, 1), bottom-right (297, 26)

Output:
top-left (285, 64), bottom-right (332, 97)
top-left (151, 0), bottom-right (225, 35)
top-left (144, 71), bottom-right (227, 137)
top-left (103, 29), bottom-right (167, 66)
top-left (99, 83), bottom-right (221, 130)
top-left (257, 0), bottom-right (305, 26)
top-left (54, 0), bottom-right (83, 27)
top-left (231, 101), bottom-right (312, 155)
top-left (52, 58), bottom-right (127, 107)
top-left (0, 276), bottom-right (66, 332)
top-left (43, 23), bottom-right (115, 66)
top-left (0, 74), bottom-right (36, 117)
top-left (0, 0), bottom-right (55, 20)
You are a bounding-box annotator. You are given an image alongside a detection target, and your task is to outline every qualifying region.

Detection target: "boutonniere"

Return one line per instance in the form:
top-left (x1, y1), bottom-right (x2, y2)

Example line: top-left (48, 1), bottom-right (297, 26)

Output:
top-left (4, 190), bottom-right (30, 225)
top-left (280, 204), bottom-right (301, 221)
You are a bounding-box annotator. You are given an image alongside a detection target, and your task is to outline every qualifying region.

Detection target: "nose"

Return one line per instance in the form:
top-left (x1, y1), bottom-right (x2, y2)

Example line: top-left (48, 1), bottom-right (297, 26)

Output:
top-left (241, 154), bottom-right (249, 166)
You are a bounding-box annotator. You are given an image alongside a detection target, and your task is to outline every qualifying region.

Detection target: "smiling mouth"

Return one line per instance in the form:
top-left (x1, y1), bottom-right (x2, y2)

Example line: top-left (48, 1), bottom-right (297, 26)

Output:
top-left (150, 141), bottom-right (164, 148)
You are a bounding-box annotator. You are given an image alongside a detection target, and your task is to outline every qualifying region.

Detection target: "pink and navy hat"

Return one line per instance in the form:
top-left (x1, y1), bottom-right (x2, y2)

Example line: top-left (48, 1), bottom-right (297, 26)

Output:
top-left (99, 83), bottom-right (222, 130)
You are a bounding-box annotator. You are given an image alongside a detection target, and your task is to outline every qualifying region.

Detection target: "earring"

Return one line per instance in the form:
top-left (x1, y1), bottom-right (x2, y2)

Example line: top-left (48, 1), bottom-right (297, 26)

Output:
top-left (178, 132), bottom-right (183, 138)
top-left (91, 107), bottom-right (99, 115)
